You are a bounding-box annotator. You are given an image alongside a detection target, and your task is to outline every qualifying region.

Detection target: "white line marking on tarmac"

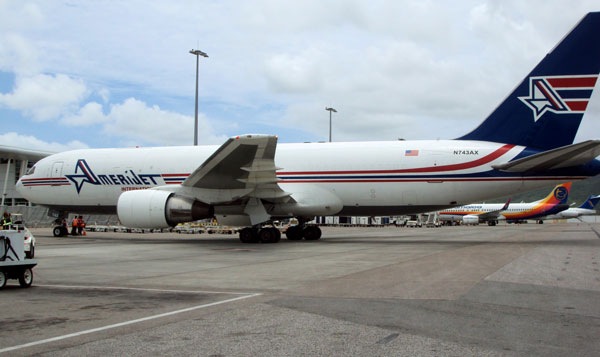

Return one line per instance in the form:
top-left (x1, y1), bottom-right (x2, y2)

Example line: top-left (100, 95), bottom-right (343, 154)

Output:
top-left (0, 292), bottom-right (261, 354)
top-left (36, 283), bottom-right (254, 295)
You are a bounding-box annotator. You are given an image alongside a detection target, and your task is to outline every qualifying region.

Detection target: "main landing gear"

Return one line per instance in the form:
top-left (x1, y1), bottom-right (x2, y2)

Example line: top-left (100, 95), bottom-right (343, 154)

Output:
top-left (238, 227), bottom-right (281, 244)
top-left (237, 224), bottom-right (322, 243)
top-left (284, 225), bottom-right (321, 241)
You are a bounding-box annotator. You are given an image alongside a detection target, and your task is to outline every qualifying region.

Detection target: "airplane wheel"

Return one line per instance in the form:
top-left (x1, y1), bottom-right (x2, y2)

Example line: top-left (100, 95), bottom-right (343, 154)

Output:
top-left (53, 226), bottom-right (63, 237)
top-left (538, 220), bottom-right (544, 224)
top-left (304, 226), bottom-right (322, 241)
top-left (259, 228), bottom-right (280, 243)
top-left (0, 271), bottom-right (6, 289)
top-left (239, 228), bottom-right (258, 243)
top-left (285, 226), bottom-right (303, 240)
top-left (271, 228), bottom-right (281, 243)
top-left (18, 268), bottom-right (33, 288)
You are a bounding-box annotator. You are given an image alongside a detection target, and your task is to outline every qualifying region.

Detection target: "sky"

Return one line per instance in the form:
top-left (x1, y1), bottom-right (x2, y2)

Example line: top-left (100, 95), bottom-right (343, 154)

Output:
top-left (1, 0), bottom-right (599, 152)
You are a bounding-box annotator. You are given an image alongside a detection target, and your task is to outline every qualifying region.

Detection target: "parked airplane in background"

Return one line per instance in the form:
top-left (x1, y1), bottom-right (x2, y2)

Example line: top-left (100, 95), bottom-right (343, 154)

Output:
top-left (439, 183), bottom-right (571, 225)
top-left (14, 13), bottom-right (600, 243)
top-left (542, 194), bottom-right (600, 220)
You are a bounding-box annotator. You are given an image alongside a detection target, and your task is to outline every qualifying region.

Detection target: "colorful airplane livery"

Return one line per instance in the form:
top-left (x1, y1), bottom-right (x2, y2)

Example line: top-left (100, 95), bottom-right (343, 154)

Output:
top-left (542, 194), bottom-right (600, 220)
top-left (14, 13), bottom-right (600, 243)
top-left (439, 183), bottom-right (571, 225)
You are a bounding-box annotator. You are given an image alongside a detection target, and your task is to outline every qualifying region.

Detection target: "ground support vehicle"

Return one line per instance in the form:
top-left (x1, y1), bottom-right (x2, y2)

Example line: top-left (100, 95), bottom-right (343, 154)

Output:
top-left (0, 231), bottom-right (37, 289)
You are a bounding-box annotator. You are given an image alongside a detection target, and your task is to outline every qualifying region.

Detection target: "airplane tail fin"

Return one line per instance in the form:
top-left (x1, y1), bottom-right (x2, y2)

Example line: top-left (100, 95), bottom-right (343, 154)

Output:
top-left (501, 198), bottom-right (511, 211)
top-left (458, 12), bottom-right (600, 151)
top-left (578, 194), bottom-right (600, 209)
top-left (540, 182), bottom-right (571, 205)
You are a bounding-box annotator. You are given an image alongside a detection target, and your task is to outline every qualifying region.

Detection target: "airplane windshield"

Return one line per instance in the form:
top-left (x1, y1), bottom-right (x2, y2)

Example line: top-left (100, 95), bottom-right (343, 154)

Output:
top-left (26, 165), bottom-right (35, 175)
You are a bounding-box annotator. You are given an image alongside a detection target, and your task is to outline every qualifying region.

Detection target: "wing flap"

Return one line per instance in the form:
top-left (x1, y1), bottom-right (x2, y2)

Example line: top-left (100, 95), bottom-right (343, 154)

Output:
top-left (492, 140), bottom-right (600, 172)
top-left (182, 134), bottom-right (289, 202)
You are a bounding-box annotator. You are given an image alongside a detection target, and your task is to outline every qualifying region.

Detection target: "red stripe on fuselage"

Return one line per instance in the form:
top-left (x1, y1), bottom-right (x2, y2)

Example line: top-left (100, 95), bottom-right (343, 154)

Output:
top-left (161, 173), bottom-right (190, 177)
top-left (277, 176), bottom-right (586, 183)
top-left (21, 177), bottom-right (68, 182)
top-left (278, 144), bottom-right (515, 176)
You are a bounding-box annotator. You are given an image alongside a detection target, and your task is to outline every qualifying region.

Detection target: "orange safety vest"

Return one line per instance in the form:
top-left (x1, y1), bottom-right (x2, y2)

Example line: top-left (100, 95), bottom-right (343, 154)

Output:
top-left (72, 218), bottom-right (78, 227)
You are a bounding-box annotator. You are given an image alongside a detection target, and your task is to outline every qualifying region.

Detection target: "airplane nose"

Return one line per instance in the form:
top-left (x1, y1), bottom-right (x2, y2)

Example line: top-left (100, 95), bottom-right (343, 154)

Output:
top-left (16, 178), bottom-right (25, 195)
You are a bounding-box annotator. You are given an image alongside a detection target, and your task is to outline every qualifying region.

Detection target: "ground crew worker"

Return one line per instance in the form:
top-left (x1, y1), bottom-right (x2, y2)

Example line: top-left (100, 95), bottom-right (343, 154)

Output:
top-left (77, 216), bottom-right (85, 235)
top-left (71, 216), bottom-right (79, 235)
top-left (1, 212), bottom-right (12, 230)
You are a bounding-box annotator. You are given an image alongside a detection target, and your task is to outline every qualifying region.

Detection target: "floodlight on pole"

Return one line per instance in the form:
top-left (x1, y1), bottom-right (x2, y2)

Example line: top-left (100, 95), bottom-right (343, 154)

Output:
top-left (189, 49), bottom-right (208, 146)
top-left (325, 107), bottom-right (337, 142)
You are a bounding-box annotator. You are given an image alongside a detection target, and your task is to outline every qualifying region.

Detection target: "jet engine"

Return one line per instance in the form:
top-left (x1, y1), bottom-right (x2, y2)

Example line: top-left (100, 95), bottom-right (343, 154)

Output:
top-left (117, 189), bottom-right (213, 228)
top-left (462, 215), bottom-right (480, 225)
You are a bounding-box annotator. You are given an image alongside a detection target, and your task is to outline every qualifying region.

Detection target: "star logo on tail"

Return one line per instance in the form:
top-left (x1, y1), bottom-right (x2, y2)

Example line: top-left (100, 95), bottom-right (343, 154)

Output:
top-left (519, 75), bottom-right (597, 121)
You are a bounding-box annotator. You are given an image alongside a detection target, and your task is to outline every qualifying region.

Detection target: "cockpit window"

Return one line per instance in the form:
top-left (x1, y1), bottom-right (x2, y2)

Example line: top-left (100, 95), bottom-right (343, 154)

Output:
top-left (26, 165), bottom-right (35, 175)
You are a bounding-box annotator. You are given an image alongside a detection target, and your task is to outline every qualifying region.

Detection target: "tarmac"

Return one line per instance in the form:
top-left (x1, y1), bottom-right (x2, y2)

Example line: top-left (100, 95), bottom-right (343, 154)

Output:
top-left (1, 222), bottom-right (600, 356)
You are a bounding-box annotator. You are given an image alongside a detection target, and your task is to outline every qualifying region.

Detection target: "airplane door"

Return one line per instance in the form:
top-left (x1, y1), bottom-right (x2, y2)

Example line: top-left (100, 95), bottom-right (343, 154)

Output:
top-left (51, 162), bottom-right (63, 177)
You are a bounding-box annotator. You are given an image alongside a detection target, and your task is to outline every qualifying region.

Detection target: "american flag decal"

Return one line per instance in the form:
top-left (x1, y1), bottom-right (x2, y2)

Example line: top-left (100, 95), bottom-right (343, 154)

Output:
top-left (519, 74), bottom-right (598, 121)
top-left (405, 150), bottom-right (419, 156)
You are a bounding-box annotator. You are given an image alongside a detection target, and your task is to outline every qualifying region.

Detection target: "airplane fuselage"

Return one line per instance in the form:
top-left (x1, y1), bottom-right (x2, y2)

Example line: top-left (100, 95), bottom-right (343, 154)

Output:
top-left (439, 202), bottom-right (570, 222)
top-left (17, 140), bottom-right (597, 218)
top-left (544, 207), bottom-right (597, 220)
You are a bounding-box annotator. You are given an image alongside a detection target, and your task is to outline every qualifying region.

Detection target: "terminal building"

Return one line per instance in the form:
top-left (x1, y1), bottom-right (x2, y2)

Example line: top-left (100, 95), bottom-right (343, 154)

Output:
top-left (0, 147), bottom-right (58, 226)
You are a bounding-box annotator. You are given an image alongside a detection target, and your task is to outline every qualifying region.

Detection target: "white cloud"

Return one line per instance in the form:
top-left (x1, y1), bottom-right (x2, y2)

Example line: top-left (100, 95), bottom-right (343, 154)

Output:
top-left (265, 50), bottom-right (325, 93)
top-left (0, 33), bottom-right (41, 75)
top-left (0, 73), bottom-right (88, 121)
top-left (2, 1), bottom-right (600, 147)
top-left (98, 88), bottom-right (110, 103)
top-left (61, 101), bottom-right (105, 126)
top-left (0, 1), bottom-right (43, 32)
top-left (0, 132), bottom-right (88, 152)
top-left (102, 98), bottom-right (226, 146)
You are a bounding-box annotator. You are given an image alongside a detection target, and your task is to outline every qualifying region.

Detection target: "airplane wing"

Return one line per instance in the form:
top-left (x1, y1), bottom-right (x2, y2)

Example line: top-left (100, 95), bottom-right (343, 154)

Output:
top-left (475, 199), bottom-right (511, 220)
top-left (0, 145), bottom-right (55, 163)
top-left (181, 134), bottom-right (290, 202)
top-left (492, 140), bottom-right (600, 172)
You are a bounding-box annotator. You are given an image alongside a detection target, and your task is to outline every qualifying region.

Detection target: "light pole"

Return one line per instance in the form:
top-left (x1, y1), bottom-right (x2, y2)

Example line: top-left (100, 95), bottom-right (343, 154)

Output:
top-left (189, 49), bottom-right (208, 146)
top-left (325, 107), bottom-right (337, 142)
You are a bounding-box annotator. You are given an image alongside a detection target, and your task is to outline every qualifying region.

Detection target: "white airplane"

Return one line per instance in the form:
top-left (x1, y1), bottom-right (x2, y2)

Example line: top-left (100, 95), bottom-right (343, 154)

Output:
top-left (438, 182), bottom-right (571, 225)
top-left (542, 194), bottom-right (600, 220)
top-left (14, 12), bottom-right (600, 243)
top-left (437, 199), bottom-right (511, 226)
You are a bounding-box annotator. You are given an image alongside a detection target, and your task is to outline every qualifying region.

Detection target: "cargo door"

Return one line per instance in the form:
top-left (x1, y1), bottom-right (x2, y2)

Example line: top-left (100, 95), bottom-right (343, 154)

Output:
top-left (51, 162), bottom-right (63, 177)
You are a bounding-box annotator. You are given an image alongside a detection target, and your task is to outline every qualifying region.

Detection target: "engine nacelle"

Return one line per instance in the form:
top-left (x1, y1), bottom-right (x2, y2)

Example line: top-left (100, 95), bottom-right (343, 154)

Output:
top-left (462, 215), bottom-right (480, 225)
top-left (117, 190), bottom-right (213, 228)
